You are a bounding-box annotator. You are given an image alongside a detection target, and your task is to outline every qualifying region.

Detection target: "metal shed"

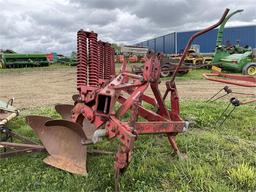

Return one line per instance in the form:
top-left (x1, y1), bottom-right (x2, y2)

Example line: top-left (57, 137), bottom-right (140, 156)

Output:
top-left (177, 25), bottom-right (256, 53)
top-left (135, 25), bottom-right (256, 54)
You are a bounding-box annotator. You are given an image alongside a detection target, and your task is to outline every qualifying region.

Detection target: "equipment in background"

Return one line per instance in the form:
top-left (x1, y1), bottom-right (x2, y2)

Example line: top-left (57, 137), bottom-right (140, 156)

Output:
top-left (132, 52), bottom-right (191, 77)
top-left (203, 69), bottom-right (256, 87)
top-left (0, 53), bottom-right (50, 68)
top-left (131, 43), bottom-right (215, 78)
top-left (132, 51), bottom-right (213, 78)
top-left (116, 45), bottom-right (149, 63)
top-left (206, 86), bottom-right (255, 127)
top-left (170, 48), bottom-right (213, 66)
top-left (120, 45), bottom-right (148, 56)
top-left (0, 98), bottom-right (45, 158)
top-left (212, 9), bottom-right (256, 75)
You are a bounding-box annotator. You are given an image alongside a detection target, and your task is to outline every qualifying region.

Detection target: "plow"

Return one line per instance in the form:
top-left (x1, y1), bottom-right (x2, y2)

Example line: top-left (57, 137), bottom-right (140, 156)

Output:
top-left (26, 30), bottom-right (191, 189)
top-left (2, 9), bottom-right (232, 191)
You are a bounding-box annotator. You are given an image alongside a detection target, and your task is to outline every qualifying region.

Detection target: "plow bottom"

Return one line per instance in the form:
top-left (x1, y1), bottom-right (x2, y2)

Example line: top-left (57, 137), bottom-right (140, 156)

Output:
top-left (26, 115), bottom-right (87, 175)
top-left (55, 104), bottom-right (97, 140)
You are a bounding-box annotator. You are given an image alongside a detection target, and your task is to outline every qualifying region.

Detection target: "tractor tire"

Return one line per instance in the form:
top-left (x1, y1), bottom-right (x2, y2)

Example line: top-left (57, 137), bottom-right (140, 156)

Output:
top-left (242, 63), bottom-right (256, 76)
top-left (160, 65), bottom-right (171, 77)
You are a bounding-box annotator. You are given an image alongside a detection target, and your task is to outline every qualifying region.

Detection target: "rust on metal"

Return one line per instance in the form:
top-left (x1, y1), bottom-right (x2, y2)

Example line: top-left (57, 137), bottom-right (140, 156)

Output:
top-left (26, 115), bottom-right (87, 175)
top-left (55, 104), bottom-right (74, 120)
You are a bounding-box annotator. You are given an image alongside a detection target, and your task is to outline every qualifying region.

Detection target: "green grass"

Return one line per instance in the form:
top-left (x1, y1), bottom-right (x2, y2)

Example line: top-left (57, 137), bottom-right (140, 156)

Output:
top-left (175, 69), bottom-right (210, 81)
top-left (0, 64), bottom-right (72, 74)
top-left (116, 62), bottom-right (210, 81)
top-left (0, 61), bottom-right (210, 81)
top-left (160, 69), bottom-right (210, 81)
top-left (1, 100), bottom-right (255, 191)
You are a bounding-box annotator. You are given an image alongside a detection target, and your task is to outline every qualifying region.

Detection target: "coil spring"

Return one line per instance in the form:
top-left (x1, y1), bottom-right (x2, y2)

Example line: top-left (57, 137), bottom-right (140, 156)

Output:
top-left (88, 32), bottom-right (98, 87)
top-left (102, 42), bottom-right (107, 80)
top-left (98, 41), bottom-right (104, 79)
top-left (110, 47), bottom-right (115, 76)
top-left (77, 30), bottom-right (115, 87)
top-left (107, 43), bottom-right (112, 78)
top-left (104, 43), bottom-right (111, 80)
top-left (77, 30), bottom-right (87, 88)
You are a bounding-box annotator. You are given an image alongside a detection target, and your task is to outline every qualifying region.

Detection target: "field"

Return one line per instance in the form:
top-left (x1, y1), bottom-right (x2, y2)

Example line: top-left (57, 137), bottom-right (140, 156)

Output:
top-left (0, 65), bottom-right (255, 191)
top-left (0, 65), bottom-right (253, 108)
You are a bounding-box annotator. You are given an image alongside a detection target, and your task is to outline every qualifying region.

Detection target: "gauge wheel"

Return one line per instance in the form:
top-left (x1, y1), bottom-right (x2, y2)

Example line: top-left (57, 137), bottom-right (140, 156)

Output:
top-left (242, 63), bottom-right (256, 76)
top-left (160, 66), bottom-right (171, 77)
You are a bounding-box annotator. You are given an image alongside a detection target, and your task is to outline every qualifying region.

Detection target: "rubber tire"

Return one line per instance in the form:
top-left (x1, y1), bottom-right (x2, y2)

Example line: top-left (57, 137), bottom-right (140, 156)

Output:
top-left (160, 65), bottom-right (171, 77)
top-left (242, 63), bottom-right (256, 76)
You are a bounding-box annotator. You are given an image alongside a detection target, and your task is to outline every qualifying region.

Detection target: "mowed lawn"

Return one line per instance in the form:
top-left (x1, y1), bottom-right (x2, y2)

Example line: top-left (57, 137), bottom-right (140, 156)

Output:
top-left (1, 100), bottom-right (255, 191)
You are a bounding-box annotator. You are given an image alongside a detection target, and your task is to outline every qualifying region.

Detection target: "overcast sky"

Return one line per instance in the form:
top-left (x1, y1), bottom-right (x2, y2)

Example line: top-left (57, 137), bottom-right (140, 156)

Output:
top-left (0, 0), bottom-right (255, 55)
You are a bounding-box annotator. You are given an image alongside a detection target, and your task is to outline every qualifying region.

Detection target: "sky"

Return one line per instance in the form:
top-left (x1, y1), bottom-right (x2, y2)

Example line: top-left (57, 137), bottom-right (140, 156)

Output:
top-left (0, 0), bottom-right (255, 55)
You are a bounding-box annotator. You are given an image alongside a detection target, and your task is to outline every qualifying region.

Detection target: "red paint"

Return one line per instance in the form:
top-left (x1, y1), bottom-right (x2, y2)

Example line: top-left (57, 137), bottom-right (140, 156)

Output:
top-left (76, 34), bottom-right (185, 177)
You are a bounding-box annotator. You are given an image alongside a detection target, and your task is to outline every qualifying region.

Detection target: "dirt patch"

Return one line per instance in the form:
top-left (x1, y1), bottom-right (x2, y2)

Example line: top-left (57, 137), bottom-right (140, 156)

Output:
top-left (0, 68), bottom-right (77, 109)
top-left (0, 68), bottom-right (254, 109)
top-left (147, 79), bottom-right (255, 100)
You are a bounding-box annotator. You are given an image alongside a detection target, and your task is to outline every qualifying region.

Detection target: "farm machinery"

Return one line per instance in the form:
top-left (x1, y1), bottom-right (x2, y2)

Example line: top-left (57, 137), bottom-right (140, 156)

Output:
top-left (132, 50), bottom-right (213, 78)
top-left (0, 53), bottom-right (49, 68)
top-left (214, 49), bottom-right (256, 75)
top-left (212, 9), bottom-right (256, 75)
top-left (170, 48), bottom-right (213, 66)
top-left (132, 53), bottom-right (191, 77)
top-left (23, 9), bottom-right (229, 191)
top-left (202, 9), bottom-right (256, 121)
top-left (203, 74), bottom-right (256, 126)
top-left (132, 42), bottom-right (214, 78)
top-left (0, 98), bottom-right (45, 158)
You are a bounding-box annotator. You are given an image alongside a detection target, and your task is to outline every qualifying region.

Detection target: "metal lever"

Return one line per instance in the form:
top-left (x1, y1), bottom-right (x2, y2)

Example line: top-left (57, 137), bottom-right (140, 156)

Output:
top-left (6, 98), bottom-right (14, 108)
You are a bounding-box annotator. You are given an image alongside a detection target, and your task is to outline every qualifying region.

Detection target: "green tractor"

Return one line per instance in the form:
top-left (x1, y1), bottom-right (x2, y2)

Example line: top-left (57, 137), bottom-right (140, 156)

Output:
top-left (212, 9), bottom-right (256, 76)
top-left (217, 50), bottom-right (256, 75)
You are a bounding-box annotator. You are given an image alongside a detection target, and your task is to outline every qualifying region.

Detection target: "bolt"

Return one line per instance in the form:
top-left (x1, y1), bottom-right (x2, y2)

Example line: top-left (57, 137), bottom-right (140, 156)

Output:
top-left (182, 121), bottom-right (190, 132)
